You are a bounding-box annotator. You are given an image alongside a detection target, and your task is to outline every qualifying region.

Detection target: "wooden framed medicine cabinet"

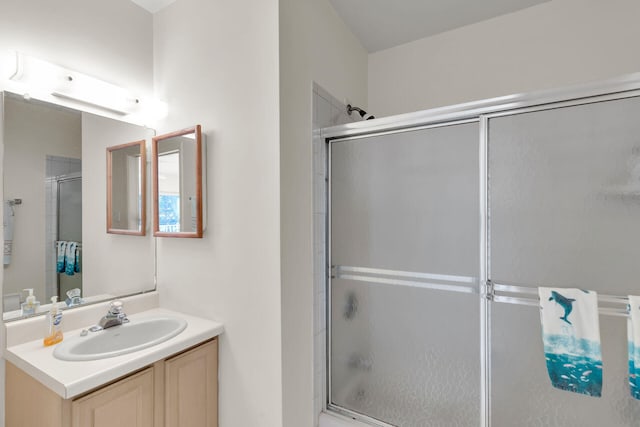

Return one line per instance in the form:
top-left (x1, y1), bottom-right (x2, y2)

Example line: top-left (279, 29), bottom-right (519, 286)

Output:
top-left (152, 125), bottom-right (204, 238)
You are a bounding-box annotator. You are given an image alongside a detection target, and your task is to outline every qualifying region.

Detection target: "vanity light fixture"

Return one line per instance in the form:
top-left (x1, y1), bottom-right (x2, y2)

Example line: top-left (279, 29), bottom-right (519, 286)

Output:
top-left (3, 51), bottom-right (167, 120)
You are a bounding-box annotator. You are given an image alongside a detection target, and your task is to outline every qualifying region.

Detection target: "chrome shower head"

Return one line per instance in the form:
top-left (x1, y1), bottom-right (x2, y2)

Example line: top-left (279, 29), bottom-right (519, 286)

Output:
top-left (346, 104), bottom-right (374, 120)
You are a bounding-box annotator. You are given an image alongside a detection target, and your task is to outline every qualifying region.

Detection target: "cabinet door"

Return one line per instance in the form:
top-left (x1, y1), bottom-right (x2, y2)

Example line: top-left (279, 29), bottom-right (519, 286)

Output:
top-left (71, 367), bottom-right (154, 427)
top-left (165, 339), bottom-right (218, 427)
top-left (5, 361), bottom-right (69, 427)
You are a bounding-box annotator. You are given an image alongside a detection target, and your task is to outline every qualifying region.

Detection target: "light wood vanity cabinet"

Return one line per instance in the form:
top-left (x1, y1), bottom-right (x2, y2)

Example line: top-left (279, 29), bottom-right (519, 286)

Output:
top-left (6, 338), bottom-right (218, 427)
top-left (72, 367), bottom-right (155, 427)
top-left (164, 339), bottom-right (218, 427)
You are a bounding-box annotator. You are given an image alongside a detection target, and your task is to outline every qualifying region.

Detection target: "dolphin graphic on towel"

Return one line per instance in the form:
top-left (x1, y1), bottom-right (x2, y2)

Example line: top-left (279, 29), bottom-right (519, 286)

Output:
top-left (548, 291), bottom-right (576, 325)
top-left (539, 287), bottom-right (602, 397)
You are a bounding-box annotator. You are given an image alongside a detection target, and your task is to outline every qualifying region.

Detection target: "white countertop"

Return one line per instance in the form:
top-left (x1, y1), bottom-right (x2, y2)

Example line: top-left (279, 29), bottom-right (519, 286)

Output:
top-left (5, 308), bottom-right (224, 399)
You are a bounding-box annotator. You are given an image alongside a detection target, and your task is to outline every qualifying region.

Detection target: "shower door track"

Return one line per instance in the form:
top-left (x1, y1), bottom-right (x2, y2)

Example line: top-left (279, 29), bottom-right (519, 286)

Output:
top-left (323, 74), bottom-right (640, 427)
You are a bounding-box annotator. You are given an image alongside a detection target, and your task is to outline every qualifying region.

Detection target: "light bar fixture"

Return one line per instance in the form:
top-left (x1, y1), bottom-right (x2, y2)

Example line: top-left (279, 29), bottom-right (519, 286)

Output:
top-left (4, 52), bottom-right (167, 121)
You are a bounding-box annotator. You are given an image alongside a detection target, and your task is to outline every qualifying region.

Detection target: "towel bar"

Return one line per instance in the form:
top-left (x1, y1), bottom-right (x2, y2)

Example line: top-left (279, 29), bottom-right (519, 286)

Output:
top-left (55, 240), bottom-right (82, 249)
top-left (331, 266), bottom-right (631, 317)
top-left (493, 282), bottom-right (630, 317)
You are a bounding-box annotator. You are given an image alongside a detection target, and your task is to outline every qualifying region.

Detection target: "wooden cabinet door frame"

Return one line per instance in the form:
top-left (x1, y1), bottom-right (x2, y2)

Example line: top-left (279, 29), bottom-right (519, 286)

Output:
top-left (164, 339), bottom-right (218, 427)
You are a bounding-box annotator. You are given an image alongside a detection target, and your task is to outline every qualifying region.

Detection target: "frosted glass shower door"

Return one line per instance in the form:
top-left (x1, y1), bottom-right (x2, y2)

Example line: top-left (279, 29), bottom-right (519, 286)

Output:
top-left (489, 96), bottom-right (640, 426)
top-left (58, 176), bottom-right (82, 299)
top-left (329, 122), bottom-right (481, 426)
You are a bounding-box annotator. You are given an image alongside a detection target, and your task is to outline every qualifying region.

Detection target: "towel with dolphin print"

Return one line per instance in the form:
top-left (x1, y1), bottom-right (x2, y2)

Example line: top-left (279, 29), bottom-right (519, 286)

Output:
top-left (538, 287), bottom-right (602, 397)
top-left (627, 295), bottom-right (640, 399)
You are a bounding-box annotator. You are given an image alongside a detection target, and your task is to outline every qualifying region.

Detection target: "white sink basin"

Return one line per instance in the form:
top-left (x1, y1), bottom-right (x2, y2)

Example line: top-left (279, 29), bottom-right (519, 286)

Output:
top-left (53, 317), bottom-right (188, 361)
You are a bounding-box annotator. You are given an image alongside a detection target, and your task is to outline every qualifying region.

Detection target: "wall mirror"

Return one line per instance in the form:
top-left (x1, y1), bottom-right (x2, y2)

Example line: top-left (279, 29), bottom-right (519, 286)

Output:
top-left (2, 92), bottom-right (156, 321)
top-left (152, 125), bottom-right (204, 238)
top-left (107, 140), bottom-right (146, 235)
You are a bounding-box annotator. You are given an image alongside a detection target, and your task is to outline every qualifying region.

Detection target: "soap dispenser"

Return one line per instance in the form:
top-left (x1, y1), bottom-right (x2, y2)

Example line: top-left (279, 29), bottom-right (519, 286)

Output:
top-left (21, 288), bottom-right (40, 316)
top-left (44, 296), bottom-right (63, 347)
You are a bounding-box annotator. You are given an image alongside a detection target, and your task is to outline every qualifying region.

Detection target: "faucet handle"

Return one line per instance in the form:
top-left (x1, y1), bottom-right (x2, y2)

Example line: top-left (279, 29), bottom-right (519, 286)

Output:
top-left (109, 300), bottom-right (124, 314)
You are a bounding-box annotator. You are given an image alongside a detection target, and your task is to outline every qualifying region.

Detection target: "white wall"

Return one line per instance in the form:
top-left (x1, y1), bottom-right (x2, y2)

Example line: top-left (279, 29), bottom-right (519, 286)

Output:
top-left (3, 97), bottom-right (81, 299)
top-left (153, 0), bottom-right (283, 426)
top-left (369, 0), bottom-right (640, 117)
top-left (310, 0), bottom-right (369, 110)
top-left (81, 113), bottom-right (155, 298)
top-left (280, 0), bottom-right (368, 425)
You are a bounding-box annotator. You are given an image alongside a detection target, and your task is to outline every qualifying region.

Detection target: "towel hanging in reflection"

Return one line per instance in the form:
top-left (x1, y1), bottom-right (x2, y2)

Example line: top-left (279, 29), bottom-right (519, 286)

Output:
top-left (3, 201), bottom-right (14, 266)
top-left (56, 241), bottom-right (67, 272)
top-left (538, 287), bottom-right (602, 397)
top-left (56, 240), bottom-right (81, 275)
top-left (64, 241), bottom-right (78, 276)
top-left (627, 295), bottom-right (640, 399)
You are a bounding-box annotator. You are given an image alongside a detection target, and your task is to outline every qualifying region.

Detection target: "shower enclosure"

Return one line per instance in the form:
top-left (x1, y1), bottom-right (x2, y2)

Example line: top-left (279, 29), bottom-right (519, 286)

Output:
top-left (45, 158), bottom-right (82, 301)
top-left (56, 173), bottom-right (82, 298)
top-left (322, 77), bottom-right (640, 427)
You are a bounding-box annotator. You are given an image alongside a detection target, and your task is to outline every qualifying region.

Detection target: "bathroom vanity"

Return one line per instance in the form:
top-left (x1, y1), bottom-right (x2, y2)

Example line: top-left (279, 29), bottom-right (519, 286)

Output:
top-left (4, 307), bottom-right (223, 427)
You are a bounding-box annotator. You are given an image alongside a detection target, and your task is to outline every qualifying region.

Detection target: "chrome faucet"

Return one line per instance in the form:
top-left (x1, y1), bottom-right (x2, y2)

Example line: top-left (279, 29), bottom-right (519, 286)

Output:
top-left (97, 300), bottom-right (129, 329)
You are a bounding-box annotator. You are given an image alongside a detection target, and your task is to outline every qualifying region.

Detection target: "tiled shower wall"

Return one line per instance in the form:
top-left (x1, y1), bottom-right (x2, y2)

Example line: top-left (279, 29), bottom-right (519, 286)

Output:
top-left (312, 82), bottom-right (361, 424)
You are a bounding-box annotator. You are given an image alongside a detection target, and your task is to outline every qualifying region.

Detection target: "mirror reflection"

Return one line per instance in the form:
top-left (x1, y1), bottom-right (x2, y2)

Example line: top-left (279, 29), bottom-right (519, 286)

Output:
top-left (2, 93), bottom-right (156, 321)
top-left (153, 125), bottom-right (204, 238)
top-left (107, 140), bottom-right (146, 235)
top-left (3, 94), bottom-right (83, 315)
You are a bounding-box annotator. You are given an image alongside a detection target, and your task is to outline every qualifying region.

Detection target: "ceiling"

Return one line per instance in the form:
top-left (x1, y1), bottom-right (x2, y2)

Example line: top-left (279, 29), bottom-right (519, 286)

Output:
top-left (129, 0), bottom-right (551, 52)
top-left (129, 0), bottom-right (176, 13)
top-left (328, 0), bottom-right (551, 52)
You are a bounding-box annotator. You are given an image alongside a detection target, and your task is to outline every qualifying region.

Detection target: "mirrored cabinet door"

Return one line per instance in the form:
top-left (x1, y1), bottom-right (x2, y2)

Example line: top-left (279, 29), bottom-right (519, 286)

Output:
top-left (152, 125), bottom-right (204, 238)
top-left (107, 140), bottom-right (147, 235)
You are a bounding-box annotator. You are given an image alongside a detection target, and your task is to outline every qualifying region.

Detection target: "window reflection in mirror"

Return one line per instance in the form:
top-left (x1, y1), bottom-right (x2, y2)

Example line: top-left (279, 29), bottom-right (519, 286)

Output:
top-left (152, 125), bottom-right (204, 238)
top-left (107, 140), bottom-right (146, 235)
